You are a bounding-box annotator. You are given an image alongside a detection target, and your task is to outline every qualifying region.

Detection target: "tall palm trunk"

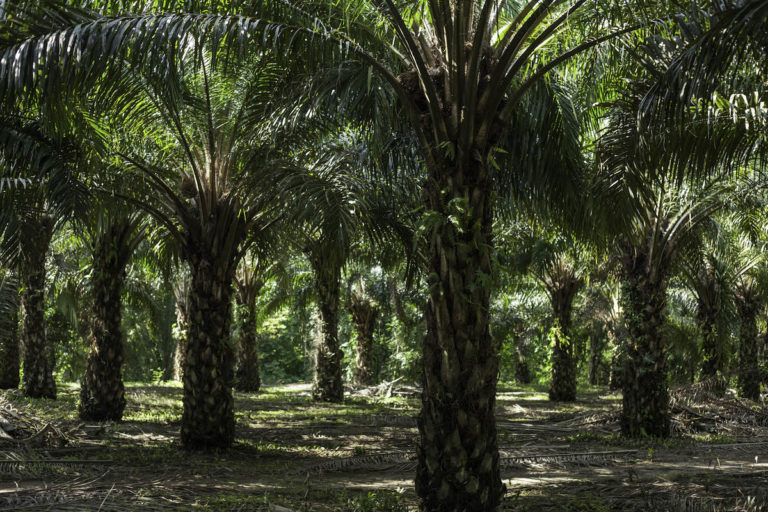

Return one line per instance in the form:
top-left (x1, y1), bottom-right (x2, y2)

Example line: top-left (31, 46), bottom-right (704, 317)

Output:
top-left (514, 337), bottom-right (532, 385)
top-left (79, 220), bottom-right (133, 421)
top-left (234, 297), bottom-right (260, 393)
top-left (350, 295), bottom-right (378, 386)
top-left (309, 255), bottom-right (343, 402)
top-left (416, 159), bottom-right (504, 511)
top-left (173, 292), bottom-right (188, 382)
top-left (588, 335), bottom-right (607, 386)
top-left (0, 307), bottom-right (20, 389)
top-left (698, 304), bottom-right (721, 379)
top-left (181, 249), bottom-right (237, 449)
top-left (548, 283), bottom-right (580, 401)
top-left (20, 217), bottom-right (55, 399)
top-left (736, 294), bottom-right (760, 401)
top-left (619, 253), bottom-right (670, 438)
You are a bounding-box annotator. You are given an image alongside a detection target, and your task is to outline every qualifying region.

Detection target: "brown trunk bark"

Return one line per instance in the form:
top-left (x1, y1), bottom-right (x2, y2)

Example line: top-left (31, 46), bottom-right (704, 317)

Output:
top-left (736, 296), bottom-right (760, 401)
top-left (181, 253), bottom-right (237, 449)
top-left (309, 255), bottom-right (343, 402)
top-left (79, 220), bottom-right (133, 421)
top-left (699, 305), bottom-right (721, 379)
top-left (234, 298), bottom-right (260, 393)
top-left (173, 293), bottom-right (188, 382)
top-left (415, 159), bottom-right (504, 511)
top-left (588, 335), bottom-right (607, 386)
top-left (0, 306), bottom-right (20, 389)
top-left (514, 340), bottom-right (532, 385)
top-left (350, 295), bottom-right (378, 386)
top-left (619, 252), bottom-right (670, 438)
top-left (548, 283), bottom-right (579, 402)
top-left (20, 217), bottom-right (55, 399)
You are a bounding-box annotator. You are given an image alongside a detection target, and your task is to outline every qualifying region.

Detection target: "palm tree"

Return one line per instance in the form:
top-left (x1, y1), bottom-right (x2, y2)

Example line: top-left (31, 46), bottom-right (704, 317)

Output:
top-left (233, 253), bottom-right (286, 393)
top-left (680, 224), bottom-right (761, 390)
top-left (78, 212), bottom-right (145, 421)
top-left (348, 271), bottom-right (381, 386)
top-left (0, 269), bottom-right (19, 389)
top-left (530, 243), bottom-right (586, 402)
top-left (0, 114), bottom-right (88, 399)
top-left (616, 185), bottom-right (725, 436)
top-left (95, 50), bottom-right (323, 448)
top-left (296, 139), bottom-right (406, 402)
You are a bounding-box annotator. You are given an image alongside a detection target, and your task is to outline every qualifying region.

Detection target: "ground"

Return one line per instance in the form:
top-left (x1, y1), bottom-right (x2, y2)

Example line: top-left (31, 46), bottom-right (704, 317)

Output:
top-left (1, 382), bottom-right (767, 511)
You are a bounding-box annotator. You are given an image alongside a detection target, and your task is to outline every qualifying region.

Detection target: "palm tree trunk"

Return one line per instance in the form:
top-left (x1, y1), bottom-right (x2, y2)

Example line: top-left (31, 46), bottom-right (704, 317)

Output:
top-left (78, 222), bottom-right (131, 421)
top-left (310, 257), bottom-right (343, 402)
top-left (173, 296), bottom-right (188, 382)
top-left (549, 285), bottom-right (578, 401)
top-left (0, 307), bottom-right (20, 389)
top-left (736, 297), bottom-right (760, 401)
top-left (180, 254), bottom-right (237, 449)
top-left (619, 255), bottom-right (670, 438)
top-left (350, 296), bottom-right (378, 386)
top-left (415, 160), bottom-right (504, 511)
top-left (20, 219), bottom-right (55, 399)
top-left (234, 299), bottom-right (260, 393)
top-left (588, 335), bottom-right (606, 386)
top-left (699, 306), bottom-right (721, 378)
top-left (514, 338), bottom-right (532, 384)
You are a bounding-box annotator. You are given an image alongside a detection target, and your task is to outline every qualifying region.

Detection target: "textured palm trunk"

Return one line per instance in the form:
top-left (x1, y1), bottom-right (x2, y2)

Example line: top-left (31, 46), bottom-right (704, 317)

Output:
top-left (350, 296), bottom-right (378, 386)
top-left (699, 306), bottom-right (720, 378)
top-left (736, 297), bottom-right (760, 401)
top-left (173, 297), bottom-right (188, 382)
top-left (588, 335), bottom-right (607, 386)
top-left (619, 254), bottom-right (670, 438)
top-left (415, 159), bottom-right (504, 511)
top-left (234, 299), bottom-right (260, 393)
top-left (310, 257), bottom-right (343, 402)
top-left (181, 253), bottom-right (237, 449)
top-left (514, 342), bottom-right (532, 385)
top-left (78, 222), bottom-right (132, 421)
top-left (548, 284), bottom-right (579, 402)
top-left (20, 219), bottom-right (55, 399)
top-left (0, 307), bottom-right (20, 389)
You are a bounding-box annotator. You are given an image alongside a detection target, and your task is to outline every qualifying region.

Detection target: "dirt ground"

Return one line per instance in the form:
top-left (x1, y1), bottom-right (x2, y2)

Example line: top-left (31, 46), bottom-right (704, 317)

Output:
top-left (1, 382), bottom-right (767, 511)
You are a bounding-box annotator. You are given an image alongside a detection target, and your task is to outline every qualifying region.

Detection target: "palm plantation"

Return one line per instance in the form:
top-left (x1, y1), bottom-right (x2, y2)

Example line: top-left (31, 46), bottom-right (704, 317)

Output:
top-left (0, 0), bottom-right (767, 510)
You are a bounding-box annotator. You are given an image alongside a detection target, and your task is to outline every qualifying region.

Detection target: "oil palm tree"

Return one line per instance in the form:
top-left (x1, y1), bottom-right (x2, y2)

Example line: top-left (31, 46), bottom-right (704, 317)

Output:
top-left (296, 138), bottom-right (407, 402)
top-left (78, 211), bottom-right (145, 421)
top-left (104, 52), bottom-right (323, 448)
top-left (347, 269), bottom-right (382, 386)
top-left (510, 232), bottom-right (587, 401)
top-left (233, 252), bottom-right (287, 393)
top-left (680, 224), bottom-right (761, 390)
top-left (0, 113), bottom-right (88, 399)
